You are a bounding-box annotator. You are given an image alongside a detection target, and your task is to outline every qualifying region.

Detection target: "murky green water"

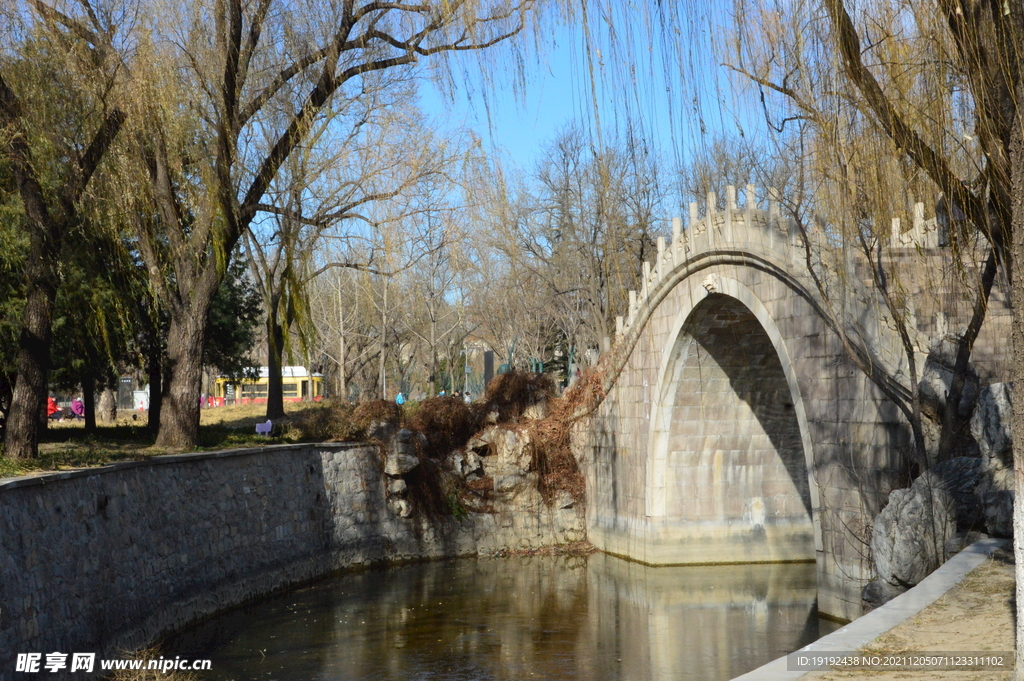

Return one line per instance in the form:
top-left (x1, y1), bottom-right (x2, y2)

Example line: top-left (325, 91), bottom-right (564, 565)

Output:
top-left (170, 554), bottom-right (839, 681)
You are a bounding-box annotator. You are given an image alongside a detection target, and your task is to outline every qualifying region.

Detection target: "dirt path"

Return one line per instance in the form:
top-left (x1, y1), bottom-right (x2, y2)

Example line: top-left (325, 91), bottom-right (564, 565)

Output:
top-left (803, 548), bottom-right (1015, 680)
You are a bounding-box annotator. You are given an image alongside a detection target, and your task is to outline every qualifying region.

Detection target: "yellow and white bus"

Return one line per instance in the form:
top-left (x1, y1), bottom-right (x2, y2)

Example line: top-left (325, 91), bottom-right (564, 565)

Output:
top-left (213, 366), bottom-right (324, 405)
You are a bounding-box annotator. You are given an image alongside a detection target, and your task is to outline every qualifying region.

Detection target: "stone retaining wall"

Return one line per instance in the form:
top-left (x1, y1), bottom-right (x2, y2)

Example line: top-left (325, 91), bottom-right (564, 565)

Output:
top-left (0, 443), bottom-right (585, 680)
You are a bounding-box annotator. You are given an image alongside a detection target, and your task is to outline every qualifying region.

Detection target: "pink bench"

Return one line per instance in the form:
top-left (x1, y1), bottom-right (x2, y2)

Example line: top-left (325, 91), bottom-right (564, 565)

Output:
top-left (255, 420), bottom-right (273, 436)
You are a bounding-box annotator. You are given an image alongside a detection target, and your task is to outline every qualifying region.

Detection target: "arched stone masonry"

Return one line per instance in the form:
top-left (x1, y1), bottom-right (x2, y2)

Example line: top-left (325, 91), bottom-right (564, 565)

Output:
top-left (643, 293), bottom-right (815, 564)
top-left (580, 186), bottom-right (1011, 621)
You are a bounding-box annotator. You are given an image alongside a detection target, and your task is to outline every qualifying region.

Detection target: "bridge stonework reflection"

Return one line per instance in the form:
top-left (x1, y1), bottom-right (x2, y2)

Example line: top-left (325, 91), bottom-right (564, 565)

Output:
top-left (579, 186), bottom-right (1010, 622)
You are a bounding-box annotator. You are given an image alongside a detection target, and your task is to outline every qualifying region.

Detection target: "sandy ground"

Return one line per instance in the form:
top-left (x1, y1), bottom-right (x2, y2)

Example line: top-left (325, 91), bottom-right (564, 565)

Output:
top-left (802, 548), bottom-right (1015, 680)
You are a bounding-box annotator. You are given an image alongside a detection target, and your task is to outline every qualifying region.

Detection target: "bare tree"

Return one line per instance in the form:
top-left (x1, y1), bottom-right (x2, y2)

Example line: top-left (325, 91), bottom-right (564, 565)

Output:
top-left (673, 133), bottom-right (794, 211)
top-left (488, 124), bottom-right (665, 362)
top-left (308, 260), bottom-right (381, 400)
top-left (400, 179), bottom-right (474, 396)
top-left (795, 3), bottom-right (1021, 667)
top-left (95, 0), bottom-right (536, 447)
top-left (245, 86), bottom-right (462, 418)
top-left (723, 0), bottom-right (1018, 465)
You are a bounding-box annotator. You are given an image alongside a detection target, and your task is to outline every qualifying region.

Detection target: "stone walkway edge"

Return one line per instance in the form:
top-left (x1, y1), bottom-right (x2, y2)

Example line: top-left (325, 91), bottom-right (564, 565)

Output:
top-left (730, 538), bottom-right (1010, 681)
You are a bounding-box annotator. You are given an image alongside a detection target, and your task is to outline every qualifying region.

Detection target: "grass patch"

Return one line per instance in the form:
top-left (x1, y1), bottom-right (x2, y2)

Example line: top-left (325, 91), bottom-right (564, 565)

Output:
top-left (0, 401), bottom-right (350, 476)
top-left (1, 423), bottom-right (156, 478)
top-left (197, 427), bottom-right (290, 449)
top-left (0, 444), bottom-right (154, 478)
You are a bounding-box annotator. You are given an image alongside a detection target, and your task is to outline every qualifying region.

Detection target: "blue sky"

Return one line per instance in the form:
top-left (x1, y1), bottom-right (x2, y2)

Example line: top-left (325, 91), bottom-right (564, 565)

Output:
top-left (416, 13), bottom-right (769, 175)
top-left (417, 34), bottom-right (597, 171)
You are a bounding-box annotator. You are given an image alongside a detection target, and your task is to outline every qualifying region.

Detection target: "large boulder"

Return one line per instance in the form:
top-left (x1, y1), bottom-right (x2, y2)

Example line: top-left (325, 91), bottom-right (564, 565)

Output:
top-left (384, 429), bottom-right (421, 476)
top-left (367, 419), bottom-right (399, 442)
top-left (871, 472), bottom-right (957, 591)
top-left (918, 336), bottom-right (981, 461)
top-left (468, 425), bottom-right (533, 476)
top-left (463, 425), bottom-right (545, 503)
top-left (970, 383), bottom-right (1014, 537)
top-left (522, 399), bottom-right (550, 421)
top-left (929, 456), bottom-right (982, 531)
top-left (979, 489), bottom-right (1014, 538)
top-left (971, 383), bottom-right (1013, 469)
top-left (862, 578), bottom-right (907, 609)
top-left (449, 449), bottom-right (484, 479)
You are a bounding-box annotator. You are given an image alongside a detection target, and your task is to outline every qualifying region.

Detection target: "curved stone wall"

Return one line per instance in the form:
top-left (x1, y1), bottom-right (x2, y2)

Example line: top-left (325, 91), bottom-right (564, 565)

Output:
top-left (0, 443), bottom-right (583, 681)
top-left (652, 294), bottom-right (814, 563)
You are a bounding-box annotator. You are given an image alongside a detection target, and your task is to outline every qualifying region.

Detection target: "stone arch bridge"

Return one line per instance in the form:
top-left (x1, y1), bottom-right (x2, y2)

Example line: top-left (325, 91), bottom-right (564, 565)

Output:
top-left (579, 185), bottom-right (1009, 621)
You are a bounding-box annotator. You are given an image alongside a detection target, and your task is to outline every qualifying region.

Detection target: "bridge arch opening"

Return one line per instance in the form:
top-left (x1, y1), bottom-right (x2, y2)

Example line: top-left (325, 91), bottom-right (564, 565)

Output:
top-left (647, 291), bottom-right (816, 564)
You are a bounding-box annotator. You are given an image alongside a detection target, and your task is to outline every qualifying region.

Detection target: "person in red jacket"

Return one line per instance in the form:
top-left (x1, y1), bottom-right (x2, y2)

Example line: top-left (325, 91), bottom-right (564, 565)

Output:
top-left (46, 395), bottom-right (59, 419)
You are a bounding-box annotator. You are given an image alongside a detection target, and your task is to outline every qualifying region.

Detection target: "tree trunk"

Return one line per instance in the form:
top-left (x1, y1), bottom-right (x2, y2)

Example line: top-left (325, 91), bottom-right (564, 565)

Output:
top-left (937, 251), bottom-right (997, 462)
top-left (155, 312), bottom-right (206, 449)
top-left (5, 246), bottom-right (60, 459)
top-left (429, 315), bottom-right (437, 398)
top-left (379, 340), bottom-right (387, 400)
top-left (379, 283), bottom-right (389, 400)
top-left (266, 317), bottom-right (286, 421)
top-left (1, 80), bottom-right (59, 461)
top-left (36, 390), bottom-right (48, 435)
top-left (1010, 96), bottom-right (1024, 681)
top-left (147, 342), bottom-right (163, 435)
top-left (82, 371), bottom-right (96, 433)
top-left (303, 351), bottom-right (313, 402)
top-left (342, 301), bottom-right (350, 401)
top-left (98, 387), bottom-right (116, 423)
top-left (0, 81), bottom-right (123, 460)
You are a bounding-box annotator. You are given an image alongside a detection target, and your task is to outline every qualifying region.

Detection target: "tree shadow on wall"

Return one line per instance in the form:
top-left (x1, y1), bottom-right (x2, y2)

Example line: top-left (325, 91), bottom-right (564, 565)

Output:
top-left (687, 295), bottom-right (813, 517)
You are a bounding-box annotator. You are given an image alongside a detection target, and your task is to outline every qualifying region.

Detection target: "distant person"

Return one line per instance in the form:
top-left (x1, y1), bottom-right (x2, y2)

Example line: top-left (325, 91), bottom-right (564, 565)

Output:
top-left (463, 391), bottom-right (472, 404)
top-left (47, 395), bottom-right (59, 420)
top-left (395, 392), bottom-right (406, 406)
top-left (70, 397), bottom-right (85, 419)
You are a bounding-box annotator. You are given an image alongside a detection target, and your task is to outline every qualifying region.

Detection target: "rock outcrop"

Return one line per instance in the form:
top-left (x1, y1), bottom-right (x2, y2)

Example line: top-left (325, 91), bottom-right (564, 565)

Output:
top-left (870, 471), bottom-right (957, 592)
top-left (384, 429), bottom-right (421, 476)
top-left (456, 424), bottom-right (586, 546)
top-left (970, 382), bottom-right (1013, 537)
top-left (929, 456), bottom-right (982, 531)
top-left (376, 417), bottom-right (586, 547)
top-left (918, 336), bottom-right (982, 461)
top-left (383, 429), bottom-right (423, 518)
top-left (918, 336), bottom-right (980, 424)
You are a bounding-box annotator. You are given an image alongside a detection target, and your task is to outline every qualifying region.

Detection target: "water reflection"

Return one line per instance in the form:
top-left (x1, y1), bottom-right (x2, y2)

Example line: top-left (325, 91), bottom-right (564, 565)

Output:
top-left (170, 554), bottom-right (838, 680)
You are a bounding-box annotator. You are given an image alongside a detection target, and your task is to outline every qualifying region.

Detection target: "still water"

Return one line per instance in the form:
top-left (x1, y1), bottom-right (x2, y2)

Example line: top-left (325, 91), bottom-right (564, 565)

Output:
top-left (170, 554), bottom-right (840, 681)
